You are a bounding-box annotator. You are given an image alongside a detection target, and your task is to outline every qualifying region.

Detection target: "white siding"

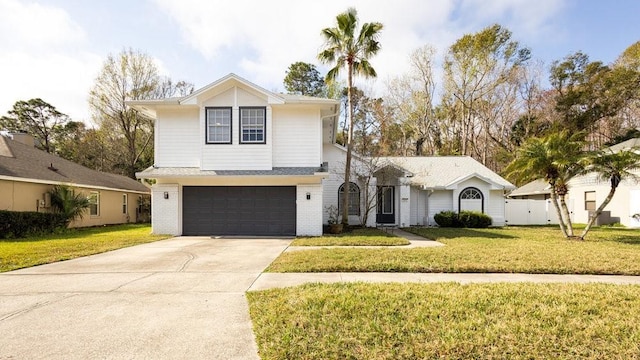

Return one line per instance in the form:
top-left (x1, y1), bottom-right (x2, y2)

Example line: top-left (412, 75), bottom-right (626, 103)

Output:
top-left (151, 183), bottom-right (180, 235)
top-left (488, 190), bottom-right (506, 226)
top-left (155, 108), bottom-right (200, 167)
top-left (567, 180), bottom-right (639, 227)
top-left (410, 187), bottom-right (427, 226)
top-left (272, 107), bottom-right (322, 167)
top-left (200, 87), bottom-right (273, 170)
top-left (428, 191), bottom-right (453, 225)
top-left (297, 184), bottom-right (323, 236)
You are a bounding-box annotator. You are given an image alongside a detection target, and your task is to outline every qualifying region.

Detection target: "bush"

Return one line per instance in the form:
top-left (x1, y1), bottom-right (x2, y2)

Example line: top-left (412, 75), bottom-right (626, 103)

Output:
top-left (434, 210), bottom-right (492, 228)
top-left (459, 211), bottom-right (492, 228)
top-left (0, 210), bottom-right (68, 239)
top-left (434, 211), bottom-right (462, 227)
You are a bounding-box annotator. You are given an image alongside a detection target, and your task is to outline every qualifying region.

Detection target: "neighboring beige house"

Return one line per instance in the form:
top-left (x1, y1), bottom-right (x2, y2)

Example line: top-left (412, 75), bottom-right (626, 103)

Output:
top-left (0, 133), bottom-right (150, 227)
top-left (507, 138), bottom-right (640, 228)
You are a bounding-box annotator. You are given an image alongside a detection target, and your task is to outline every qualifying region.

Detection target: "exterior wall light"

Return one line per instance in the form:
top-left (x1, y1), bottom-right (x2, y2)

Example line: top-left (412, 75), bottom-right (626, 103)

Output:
top-left (306, 192), bottom-right (311, 200)
top-left (164, 192), bottom-right (169, 199)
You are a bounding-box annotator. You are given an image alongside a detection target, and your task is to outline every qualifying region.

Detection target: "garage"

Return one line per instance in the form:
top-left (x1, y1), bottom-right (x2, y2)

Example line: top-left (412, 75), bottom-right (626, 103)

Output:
top-left (182, 186), bottom-right (296, 236)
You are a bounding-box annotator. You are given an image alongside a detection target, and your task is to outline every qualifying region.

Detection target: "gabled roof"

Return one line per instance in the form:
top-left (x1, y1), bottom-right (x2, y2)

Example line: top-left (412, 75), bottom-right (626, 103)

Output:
top-left (379, 156), bottom-right (515, 190)
top-left (0, 136), bottom-right (149, 193)
top-left (606, 137), bottom-right (640, 153)
top-left (127, 73), bottom-right (339, 118)
top-left (507, 179), bottom-right (550, 197)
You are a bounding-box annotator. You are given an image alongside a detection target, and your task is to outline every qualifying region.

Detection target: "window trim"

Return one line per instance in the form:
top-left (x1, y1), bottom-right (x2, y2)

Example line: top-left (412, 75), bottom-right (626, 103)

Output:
top-left (585, 191), bottom-right (596, 211)
top-left (89, 191), bottom-right (100, 217)
top-left (205, 106), bottom-right (233, 144)
top-left (239, 106), bottom-right (266, 144)
top-left (122, 194), bottom-right (128, 215)
top-left (458, 187), bottom-right (484, 213)
top-left (338, 182), bottom-right (361, 216)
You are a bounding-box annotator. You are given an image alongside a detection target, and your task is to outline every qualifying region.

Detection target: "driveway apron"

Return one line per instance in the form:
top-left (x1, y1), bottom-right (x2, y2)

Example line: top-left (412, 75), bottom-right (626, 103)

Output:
top-left (0, 237), bottom-right (291, 360)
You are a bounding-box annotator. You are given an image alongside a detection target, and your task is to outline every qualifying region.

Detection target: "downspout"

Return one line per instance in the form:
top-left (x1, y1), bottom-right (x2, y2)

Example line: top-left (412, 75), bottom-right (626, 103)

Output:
top-left (321, 105), bottom-right (340, 144)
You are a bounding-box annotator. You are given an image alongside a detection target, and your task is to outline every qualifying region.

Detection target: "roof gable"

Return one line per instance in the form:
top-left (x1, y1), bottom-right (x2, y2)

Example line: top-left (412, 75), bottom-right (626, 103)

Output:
top-left (180, 73), bottom-right (285, 106)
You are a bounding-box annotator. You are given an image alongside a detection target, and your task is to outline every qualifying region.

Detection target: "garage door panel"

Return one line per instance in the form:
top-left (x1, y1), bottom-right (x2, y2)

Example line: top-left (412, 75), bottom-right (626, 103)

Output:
top-left (183, 186), bottom-right (296, 236)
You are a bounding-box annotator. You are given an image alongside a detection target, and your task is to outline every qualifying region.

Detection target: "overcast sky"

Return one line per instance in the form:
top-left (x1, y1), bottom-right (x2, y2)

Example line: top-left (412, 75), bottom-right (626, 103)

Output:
top-left (1, 0), bottom-right (639, 122)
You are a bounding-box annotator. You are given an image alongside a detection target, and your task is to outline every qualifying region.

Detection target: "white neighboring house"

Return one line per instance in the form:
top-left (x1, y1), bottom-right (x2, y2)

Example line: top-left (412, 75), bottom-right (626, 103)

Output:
top-left (130, 73), bottom-right (516, 236)
top-left (507, 138), bottom-right (640, 228)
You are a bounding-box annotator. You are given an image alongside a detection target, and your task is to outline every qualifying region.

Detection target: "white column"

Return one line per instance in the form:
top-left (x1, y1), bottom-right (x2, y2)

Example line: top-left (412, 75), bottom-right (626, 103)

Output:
top-left (399, 181), bottom-right (411, 227)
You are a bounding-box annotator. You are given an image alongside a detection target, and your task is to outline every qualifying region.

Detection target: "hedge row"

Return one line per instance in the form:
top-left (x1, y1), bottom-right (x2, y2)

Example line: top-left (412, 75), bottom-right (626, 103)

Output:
top-left (0, 210), bottom-right (68, 239)
top-left (433, 210), bottom-right (492, 228)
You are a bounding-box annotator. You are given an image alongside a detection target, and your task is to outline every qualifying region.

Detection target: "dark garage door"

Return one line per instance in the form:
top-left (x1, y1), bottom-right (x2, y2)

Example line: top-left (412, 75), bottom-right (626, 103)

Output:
top-left (182, 186), bottom-right (296, 236)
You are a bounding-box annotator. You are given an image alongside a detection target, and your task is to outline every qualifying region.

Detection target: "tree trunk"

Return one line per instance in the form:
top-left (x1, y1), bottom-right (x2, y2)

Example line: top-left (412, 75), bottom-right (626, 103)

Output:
top-left (341, 63), bottom-right (354, 226)
top-left (549, 185), bottom-right (569, 237)
top-left (558, 193), bottom-right (574, 237)
top-left (580, 186), bottom-right (617, 239)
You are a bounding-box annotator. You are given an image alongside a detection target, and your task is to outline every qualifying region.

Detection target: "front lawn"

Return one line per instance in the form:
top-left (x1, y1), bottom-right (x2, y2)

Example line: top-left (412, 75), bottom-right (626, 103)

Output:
top-left (248, 282), bottom-right (640, 359)
top-left (267, 226), bottom-right (640, 275)
top-left (291, 227), bottom-right (409, 246)
top-left (0, 224), bottom-right (169, 272)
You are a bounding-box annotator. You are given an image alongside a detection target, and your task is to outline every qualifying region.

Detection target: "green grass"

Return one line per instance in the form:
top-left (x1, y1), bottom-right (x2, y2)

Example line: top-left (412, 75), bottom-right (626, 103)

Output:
top-left (0, 224), bottom-right (169, 272)
top-left (291, 227), bottom-right (409, 246)
top-left (248, 282), bottom-right (640, 360)
top-left (267, 226), bottom-right (640, 275)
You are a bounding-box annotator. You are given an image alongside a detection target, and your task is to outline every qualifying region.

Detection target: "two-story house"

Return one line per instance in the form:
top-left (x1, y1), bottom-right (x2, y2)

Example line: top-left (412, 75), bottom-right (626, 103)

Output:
top-left (131, 74), bottom-right (515, 237)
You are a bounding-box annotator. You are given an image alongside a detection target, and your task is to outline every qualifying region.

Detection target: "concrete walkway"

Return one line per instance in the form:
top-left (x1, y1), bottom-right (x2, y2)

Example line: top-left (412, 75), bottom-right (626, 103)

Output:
top-left (0, 237), bottom-right (291, 360)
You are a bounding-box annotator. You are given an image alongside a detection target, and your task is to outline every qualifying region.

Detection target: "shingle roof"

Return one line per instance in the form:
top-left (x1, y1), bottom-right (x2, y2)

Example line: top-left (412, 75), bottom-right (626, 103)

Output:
top-left (379, 156), bottom-right (515, 190)
top-left (507, 179), bottom-right (550, 197)
top-left (136, 166), bottom-right (326, 178)
top-left (607, 138), bottom-right (640, 153)
top-left (0, 136), bottom-right (149, 193)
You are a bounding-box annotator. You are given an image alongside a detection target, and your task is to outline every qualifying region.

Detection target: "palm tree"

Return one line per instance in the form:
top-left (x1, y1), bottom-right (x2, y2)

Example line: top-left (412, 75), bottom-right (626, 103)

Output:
top-left (505, 131), bottom-right (585, 238)
top-left (579, 149), bottom-right (640, 239)
top-left (49, 185), bottom-right (90, 226)
top-left (318, 8), bottom-right (383, 225)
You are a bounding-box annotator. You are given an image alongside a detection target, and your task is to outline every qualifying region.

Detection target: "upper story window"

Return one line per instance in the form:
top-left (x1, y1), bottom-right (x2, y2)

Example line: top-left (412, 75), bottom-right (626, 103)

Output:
top-left (240, 107), bottom-right (266, 144)
top-left (206, 107), bottom-right (232, 144)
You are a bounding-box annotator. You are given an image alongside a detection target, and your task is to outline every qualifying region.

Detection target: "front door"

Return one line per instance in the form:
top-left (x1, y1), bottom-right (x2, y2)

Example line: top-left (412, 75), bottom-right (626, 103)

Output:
top-left (376, 186), bottom-right (395, 224)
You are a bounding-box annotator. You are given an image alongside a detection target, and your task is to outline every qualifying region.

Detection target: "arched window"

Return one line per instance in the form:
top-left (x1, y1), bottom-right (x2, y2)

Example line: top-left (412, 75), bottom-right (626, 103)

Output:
top-left (459, 187), bottom-right (484, 212)
top-left (338, 182), bottom-right (360, 216)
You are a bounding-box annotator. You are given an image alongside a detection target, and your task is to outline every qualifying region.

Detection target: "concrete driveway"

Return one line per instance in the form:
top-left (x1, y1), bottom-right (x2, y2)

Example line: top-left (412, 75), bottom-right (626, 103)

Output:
top-left (0, 236), bottom-right (291, 360)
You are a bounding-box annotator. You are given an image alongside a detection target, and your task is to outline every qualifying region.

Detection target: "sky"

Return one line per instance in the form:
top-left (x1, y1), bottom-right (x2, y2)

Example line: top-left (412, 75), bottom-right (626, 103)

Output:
top-left (1, 0), bottom-right (639, 123)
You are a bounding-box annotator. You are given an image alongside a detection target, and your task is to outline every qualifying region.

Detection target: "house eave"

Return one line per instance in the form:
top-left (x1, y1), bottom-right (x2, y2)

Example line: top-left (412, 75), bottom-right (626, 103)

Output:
top-left (0, 174), bottom-right (150, 195)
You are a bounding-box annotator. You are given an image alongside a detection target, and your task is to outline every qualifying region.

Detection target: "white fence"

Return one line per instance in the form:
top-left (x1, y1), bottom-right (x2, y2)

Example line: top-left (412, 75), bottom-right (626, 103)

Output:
top-left (505, 199), bottom-right (574, 226)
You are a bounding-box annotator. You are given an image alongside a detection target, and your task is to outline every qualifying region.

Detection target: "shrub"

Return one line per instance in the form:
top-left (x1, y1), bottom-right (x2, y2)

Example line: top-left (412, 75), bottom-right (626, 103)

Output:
top-left (434, 210), bottom-right (493, 228)
top-left (49, 185), bottom-right (90, 225)
top-left (459, 211), bottom-right (492, 228)
top-left (0, 210), bottom-right (68, 239)
top-left (434, 211), bottom-right (462, 227)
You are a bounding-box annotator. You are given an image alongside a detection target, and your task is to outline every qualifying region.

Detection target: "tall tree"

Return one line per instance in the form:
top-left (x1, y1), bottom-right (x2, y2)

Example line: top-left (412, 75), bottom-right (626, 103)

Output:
top-left (505, 131), bottom-right (585, 238)
top-left (0, 98), bottom-right (69, 153)
top-left (318, 7), bottom-right (383, 225)
top-left (550, 51), bottom-right (640, 147)
top-left (89, 49), bottom-right (160, 179)
top-left (386, 45), bottom-right (439, 156)
top-left (442, 24), bottom-right (530, 163)
top-left (283, 62), bottom-right (326, 97)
